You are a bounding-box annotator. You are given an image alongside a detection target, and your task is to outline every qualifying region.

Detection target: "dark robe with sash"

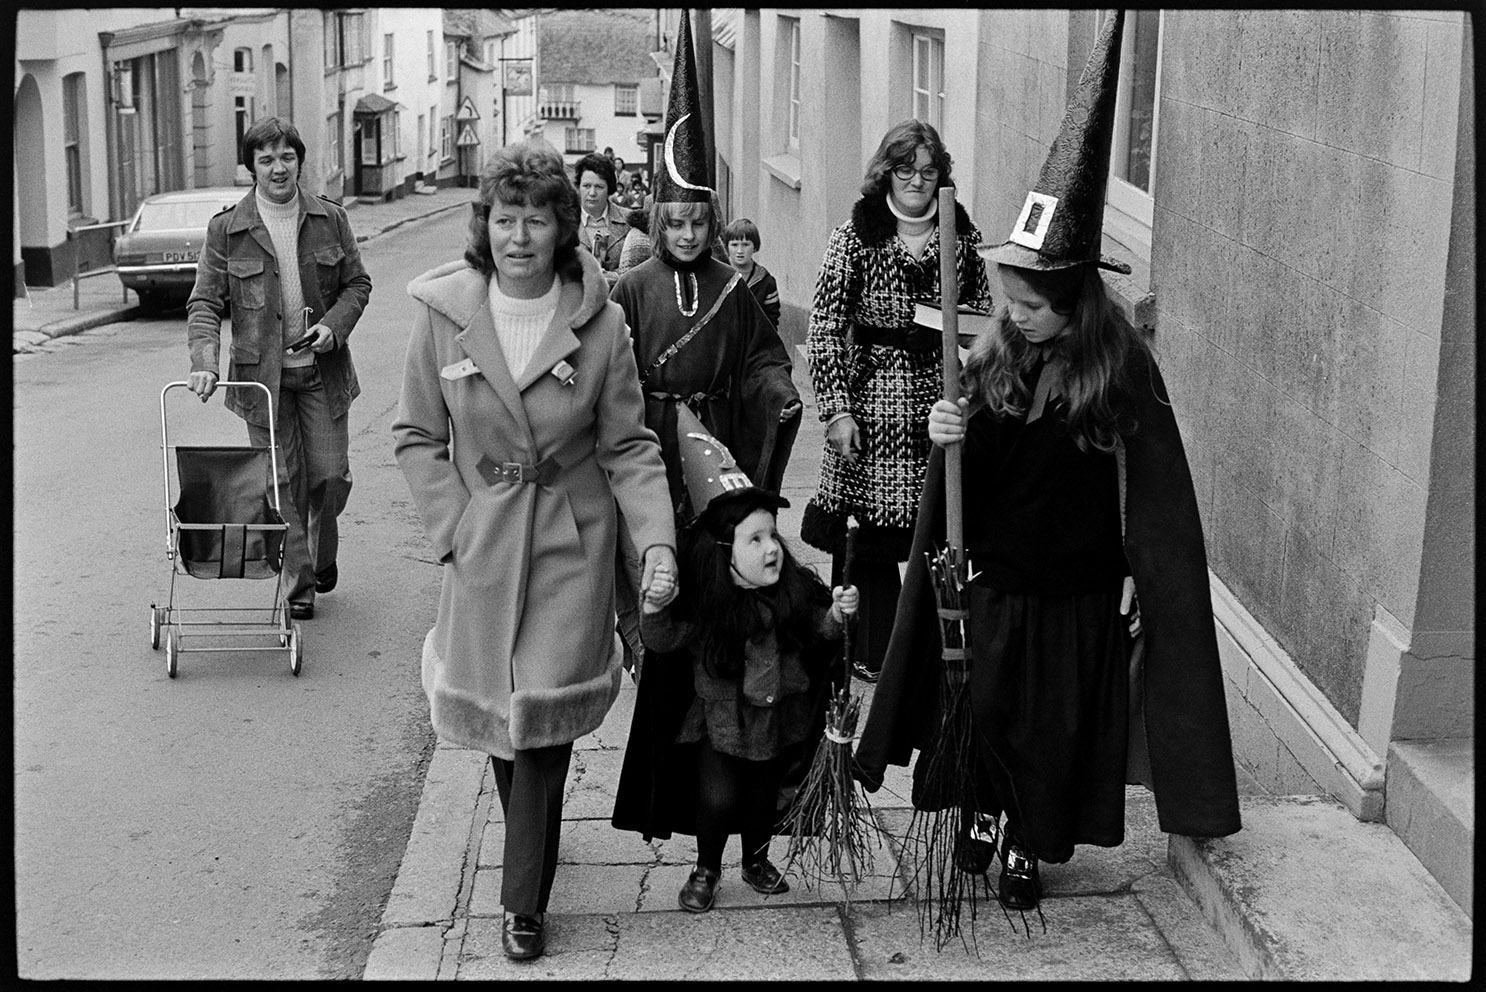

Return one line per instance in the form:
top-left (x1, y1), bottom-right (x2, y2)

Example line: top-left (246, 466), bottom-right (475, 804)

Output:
top-left (611, 254), bottom-right (800, 517)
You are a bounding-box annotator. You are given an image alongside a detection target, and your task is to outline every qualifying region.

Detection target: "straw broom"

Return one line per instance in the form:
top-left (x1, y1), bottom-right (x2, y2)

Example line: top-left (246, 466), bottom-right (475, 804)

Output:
top-left (899, 186), bottom-right (990, 951)
top-left (782, 514), bottom-right (883, 902)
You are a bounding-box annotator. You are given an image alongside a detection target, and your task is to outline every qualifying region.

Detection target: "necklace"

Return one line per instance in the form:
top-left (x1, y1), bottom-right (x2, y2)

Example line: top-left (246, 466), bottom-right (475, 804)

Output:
top-left (673, 271), bottom-right (699, 317)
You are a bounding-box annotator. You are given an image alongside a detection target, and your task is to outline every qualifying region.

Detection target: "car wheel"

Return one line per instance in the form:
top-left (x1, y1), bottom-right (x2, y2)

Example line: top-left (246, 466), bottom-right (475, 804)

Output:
top-left (137, 289), bottom-right (166, 313)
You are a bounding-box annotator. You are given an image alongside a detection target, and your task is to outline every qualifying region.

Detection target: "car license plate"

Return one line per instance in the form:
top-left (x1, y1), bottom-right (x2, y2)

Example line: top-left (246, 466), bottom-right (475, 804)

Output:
top-left (162, 251), bottom-right (195, 263)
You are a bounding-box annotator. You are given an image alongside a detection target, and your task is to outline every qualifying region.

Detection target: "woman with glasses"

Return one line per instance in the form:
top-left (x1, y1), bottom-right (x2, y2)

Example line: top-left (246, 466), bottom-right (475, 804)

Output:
top-left (801, 119), bottom-right (993, 682)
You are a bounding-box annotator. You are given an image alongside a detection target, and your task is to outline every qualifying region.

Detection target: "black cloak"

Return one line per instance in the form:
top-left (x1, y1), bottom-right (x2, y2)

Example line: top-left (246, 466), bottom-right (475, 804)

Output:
top-left (854, 346), bottom-right (1242, 840)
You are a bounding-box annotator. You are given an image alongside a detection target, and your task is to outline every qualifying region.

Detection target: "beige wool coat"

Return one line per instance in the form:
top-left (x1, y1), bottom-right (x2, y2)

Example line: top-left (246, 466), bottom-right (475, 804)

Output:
top-left (393, 249), bottom-right (675, 759)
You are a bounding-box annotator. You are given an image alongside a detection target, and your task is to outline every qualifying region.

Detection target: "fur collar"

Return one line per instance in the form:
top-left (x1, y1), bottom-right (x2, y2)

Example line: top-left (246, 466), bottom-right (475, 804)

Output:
top-left (405, 247), bottom-right (610, 330)
top-left (850, 195), bottom-right (973, 248)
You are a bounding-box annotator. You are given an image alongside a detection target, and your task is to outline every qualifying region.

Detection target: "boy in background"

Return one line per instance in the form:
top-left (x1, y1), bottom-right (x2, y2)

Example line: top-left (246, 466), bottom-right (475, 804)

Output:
top-left (723, 217), bottom-right (780, 329)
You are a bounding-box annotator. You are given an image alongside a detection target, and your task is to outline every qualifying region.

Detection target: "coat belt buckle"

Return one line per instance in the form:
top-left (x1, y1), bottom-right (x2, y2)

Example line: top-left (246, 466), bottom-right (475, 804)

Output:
top-left (499, 461), bottom-right (529, 484)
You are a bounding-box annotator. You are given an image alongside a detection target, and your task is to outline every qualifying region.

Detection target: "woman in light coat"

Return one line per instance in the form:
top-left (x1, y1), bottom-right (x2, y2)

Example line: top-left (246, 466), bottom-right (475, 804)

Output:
top-left (393, 140), bottom-right (677, 963)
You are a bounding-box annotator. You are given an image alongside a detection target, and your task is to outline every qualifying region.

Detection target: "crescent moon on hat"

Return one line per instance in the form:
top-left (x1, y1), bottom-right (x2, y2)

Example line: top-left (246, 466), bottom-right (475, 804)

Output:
top-left (664, 113), bottom-right (714, 193)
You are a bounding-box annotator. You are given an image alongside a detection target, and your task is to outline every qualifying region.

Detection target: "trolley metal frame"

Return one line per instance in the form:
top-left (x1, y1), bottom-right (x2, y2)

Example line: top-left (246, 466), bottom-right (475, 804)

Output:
top-left (149, 380), bottom-right (302, 677)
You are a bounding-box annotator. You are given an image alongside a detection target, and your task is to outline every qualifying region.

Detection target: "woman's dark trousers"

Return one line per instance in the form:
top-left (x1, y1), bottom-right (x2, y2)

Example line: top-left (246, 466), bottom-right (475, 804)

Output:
top-left (489, 743), bottom-right (574, 916)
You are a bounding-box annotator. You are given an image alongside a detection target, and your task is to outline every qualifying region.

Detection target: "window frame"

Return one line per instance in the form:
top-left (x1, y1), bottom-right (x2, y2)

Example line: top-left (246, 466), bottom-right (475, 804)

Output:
top-left (786, 17), bottom-right (801, 152)
top-left (63, 72), bottom-right (85, 215)
top-left (439, 114), bottom-right (453, 161)
top-left (392, 109), bottom-right (403, 158)
top-left (427, 31), bottom-right (436, 81)
top-left (328, 109), bottom-right (344, 176)
top-left (910, 31), bottom-right (944, 130)
top-left (1101, 8), bottom-right (1162, 257)
top-left (614, 82), bottom-right (638, 117)
top-left (564, 126), bottom-right (596, 154)
top-left (445, 41), bottom-right (457, 82)
top-left (383, 33), bottom-right (395, 89)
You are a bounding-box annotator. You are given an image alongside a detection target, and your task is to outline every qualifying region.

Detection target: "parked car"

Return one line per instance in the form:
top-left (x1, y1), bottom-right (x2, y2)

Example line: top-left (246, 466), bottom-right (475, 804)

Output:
top-left (113, 187), bottom-right (244, 312)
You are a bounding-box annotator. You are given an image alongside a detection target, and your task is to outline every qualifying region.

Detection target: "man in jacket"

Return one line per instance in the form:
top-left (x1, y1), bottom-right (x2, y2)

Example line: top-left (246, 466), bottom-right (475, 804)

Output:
top-left (186, 117), bottom-right (373, 620)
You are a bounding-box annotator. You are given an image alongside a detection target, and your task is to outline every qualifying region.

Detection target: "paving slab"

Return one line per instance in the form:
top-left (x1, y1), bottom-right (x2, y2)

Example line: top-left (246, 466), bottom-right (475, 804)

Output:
top-left (1172, 794), bottom-right (1474, 980)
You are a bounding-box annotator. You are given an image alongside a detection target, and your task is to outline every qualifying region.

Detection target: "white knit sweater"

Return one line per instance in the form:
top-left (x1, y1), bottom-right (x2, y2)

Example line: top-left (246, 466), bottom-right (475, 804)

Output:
top-left (256, 189), bottom-right (313, 369)
top-left (487, 274), bottom-right (560, 380)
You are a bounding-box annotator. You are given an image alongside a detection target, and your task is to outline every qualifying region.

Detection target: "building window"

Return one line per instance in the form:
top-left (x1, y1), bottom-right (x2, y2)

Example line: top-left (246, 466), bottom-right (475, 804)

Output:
top-left (911, 32), bottom-right (943, 130)
top-left (445, 41), bottom-right (457, 81)
top-left (786, 17), bottom-right (801, 151)
top-left (327, 11), bottom-right (366, 68)
top-left (440, 115), bottom-right (453, 160)
top-left (416, 112), bottom-right (425, 159)
top-left (328, 110), bottom-right (344, 175)
top-left (429, 105), bottom-right (438, 155)
top-left (614, 83), bottom-right (638, 117)
top-left (427, 31), bottom-right (436, 80)
top-left (235, 95), bottom-right (254, 156)
top-left (485, 40), bottom-right (497, 66)
top-left (1103, 9), bottom-right (1161, 255)
top-left (63, 72), bottom-right (85, 215)
top-left (361, 119), bottom-right (378, 166)
top-left (234, 47), bottom-right (252, 73)
top-left (392, 109), bottom-right (402, 157)
top-left (383, 33), bottom-right (395, 88)
top-left (564, 127), bottom-right (596, 154)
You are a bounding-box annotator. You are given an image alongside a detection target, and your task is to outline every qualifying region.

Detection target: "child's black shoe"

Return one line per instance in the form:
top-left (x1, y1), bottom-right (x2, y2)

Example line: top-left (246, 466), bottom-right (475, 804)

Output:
top-left (678, 867), bottom-right (720, 912)
top-left (740, 858), bottom-right (790, 894)
top-left (997, 835), bottom-right (1041, 910)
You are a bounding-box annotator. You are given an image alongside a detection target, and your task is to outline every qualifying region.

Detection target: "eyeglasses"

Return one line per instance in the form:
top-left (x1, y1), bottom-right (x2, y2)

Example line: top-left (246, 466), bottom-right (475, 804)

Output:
top-left (892, 164), bottom-right (941, 183)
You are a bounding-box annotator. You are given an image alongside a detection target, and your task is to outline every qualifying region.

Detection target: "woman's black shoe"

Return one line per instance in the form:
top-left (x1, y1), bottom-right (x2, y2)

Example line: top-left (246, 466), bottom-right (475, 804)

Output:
top-left (678, 867), bottom-right (720, 913)
top-left (851, 662), bottom-right (879, 684)
top-left (997, 837), bottom-right (1041, 910)
top-left (501, 912), bottom-right (545, 960)
top-left (740, 858), bottom-right (790, 894)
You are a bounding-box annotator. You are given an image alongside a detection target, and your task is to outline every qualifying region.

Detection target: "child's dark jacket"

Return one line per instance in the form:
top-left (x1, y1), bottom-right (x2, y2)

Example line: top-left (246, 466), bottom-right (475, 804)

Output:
top-left (854, 345), bottom-right (1242, 840)
top-left (612, 584), bottom-right (843, 840)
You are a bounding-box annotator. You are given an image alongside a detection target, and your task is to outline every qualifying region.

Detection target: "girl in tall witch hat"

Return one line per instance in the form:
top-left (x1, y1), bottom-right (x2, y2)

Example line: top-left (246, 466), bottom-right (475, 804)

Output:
top-left (612, 405), bottom-right (858, 914)
top-left (854, 10), bottom-right (1240, 917)
top-left (610, 9), bottom-right (802, 678)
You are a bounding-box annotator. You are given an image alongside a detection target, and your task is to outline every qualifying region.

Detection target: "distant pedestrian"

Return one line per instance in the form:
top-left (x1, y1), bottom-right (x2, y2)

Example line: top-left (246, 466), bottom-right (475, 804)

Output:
top-left (392, 139), bottom-right (677, 962)
top-left (616, 206), bottom-right (652, 276)
top-left (186, 116), bottom-right (372, 621)
top-left (573, 152), bottom-right (630, 288)
top-left (612, 408), bottom-right (858, 913)
top-left (855, 12), bottom-right (1240, 917)
top-left (722, 217), bottom-right (780, 329)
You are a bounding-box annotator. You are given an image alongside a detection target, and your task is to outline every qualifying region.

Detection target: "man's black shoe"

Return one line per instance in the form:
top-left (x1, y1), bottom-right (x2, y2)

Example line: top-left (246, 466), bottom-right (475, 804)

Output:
top-left (315, 562), bottom-right (338, 594)
top-left (289, 601), bottom-right (314, 621)
top-left (501, 912), bottom-right (545, 960)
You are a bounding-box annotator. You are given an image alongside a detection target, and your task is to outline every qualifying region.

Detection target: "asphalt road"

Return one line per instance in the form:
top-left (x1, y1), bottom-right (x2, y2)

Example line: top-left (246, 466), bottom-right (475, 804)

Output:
top-left (12, 208), bottom-right (470, 979)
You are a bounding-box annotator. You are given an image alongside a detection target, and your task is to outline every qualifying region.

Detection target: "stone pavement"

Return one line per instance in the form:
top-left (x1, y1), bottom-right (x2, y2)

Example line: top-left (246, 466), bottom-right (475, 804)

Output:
top-left (17, 186), bottom-right (1468, 980)
top-left (363, 348), bottom-right (1472, 981)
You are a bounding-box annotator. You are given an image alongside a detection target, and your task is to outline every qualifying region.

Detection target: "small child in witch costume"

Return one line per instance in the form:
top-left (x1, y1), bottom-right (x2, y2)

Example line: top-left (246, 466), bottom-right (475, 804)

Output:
top-left (854, 10), bottom-right (1240, 919)
top-left (612, 405), bottom-right (858, 912)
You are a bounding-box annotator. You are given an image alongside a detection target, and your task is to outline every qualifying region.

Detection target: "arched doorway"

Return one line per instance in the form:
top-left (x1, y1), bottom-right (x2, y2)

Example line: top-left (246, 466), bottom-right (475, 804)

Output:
top-left (13, 73), bottom-right (51, 287)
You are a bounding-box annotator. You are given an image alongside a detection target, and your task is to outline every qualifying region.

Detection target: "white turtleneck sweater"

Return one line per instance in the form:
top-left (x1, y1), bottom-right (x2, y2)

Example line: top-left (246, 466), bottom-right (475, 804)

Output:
top-left (886, 192), bottom-right (938, 261)
top-left (487, 273), bottom-right (560, 380)
top-left (256, 188), bottom-right (313, 369)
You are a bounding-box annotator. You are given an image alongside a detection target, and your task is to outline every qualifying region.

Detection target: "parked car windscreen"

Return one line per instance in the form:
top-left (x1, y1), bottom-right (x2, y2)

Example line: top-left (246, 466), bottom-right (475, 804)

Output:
top-left (134, 199), bottom-right (225, 232)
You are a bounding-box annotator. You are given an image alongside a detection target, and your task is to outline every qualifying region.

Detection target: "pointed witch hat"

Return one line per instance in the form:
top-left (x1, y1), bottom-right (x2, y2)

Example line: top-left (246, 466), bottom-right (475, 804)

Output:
top-left (655, 9), bottom-right (714, 203)
top-left (984, 10), bottom-right (1132, 274)
top-left (676, 403), bottom-right (787, 526)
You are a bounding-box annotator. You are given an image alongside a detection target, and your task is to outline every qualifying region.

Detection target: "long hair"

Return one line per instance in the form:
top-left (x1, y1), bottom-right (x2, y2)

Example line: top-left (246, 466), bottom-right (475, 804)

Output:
top-left (464, 140), bottom-right (582, 278)
top-left (648, 197), bottom-right (721, 263)
top-left (672, 497), bottom-right (829, 681)
top-left (963, 263), bottom-right (1150, 453)
top-left (860, 119), bottom-right (955, 201)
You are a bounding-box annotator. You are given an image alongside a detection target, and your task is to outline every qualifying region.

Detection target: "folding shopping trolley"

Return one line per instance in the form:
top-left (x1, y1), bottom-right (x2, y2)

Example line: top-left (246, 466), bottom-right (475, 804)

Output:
top-left (149, 380), bottom-right (302, 677)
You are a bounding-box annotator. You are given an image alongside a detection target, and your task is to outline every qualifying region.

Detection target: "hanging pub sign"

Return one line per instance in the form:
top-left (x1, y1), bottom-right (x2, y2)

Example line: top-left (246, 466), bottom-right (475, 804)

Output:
top-left (503, 59), bottom-right (533, 96)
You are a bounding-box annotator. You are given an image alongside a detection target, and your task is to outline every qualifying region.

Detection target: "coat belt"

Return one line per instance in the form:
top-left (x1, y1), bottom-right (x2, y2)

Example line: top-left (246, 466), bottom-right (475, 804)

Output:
top-left (475, 453), bottom-right (560, 487)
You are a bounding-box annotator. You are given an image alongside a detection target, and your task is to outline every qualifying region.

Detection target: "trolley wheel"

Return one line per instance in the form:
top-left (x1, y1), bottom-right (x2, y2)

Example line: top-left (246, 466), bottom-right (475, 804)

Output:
top-left (289, 624), bottom-right (303, 676)
top-left (165, 628), bottom-right (178, 679)
top-left (150, 605), bottom-right (164, 650)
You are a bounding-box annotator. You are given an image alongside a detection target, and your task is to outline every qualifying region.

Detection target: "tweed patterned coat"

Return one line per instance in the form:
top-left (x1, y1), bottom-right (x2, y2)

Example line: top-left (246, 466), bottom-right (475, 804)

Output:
top-left (393, 250), bottom-right (675, 760)
top-left (802, 196), bottom-right (992, 562)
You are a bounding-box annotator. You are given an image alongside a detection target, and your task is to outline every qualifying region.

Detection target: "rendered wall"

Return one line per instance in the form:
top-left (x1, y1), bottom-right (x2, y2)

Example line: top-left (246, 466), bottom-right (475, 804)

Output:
top-left (1150, 9), bottom-right (1467, 727)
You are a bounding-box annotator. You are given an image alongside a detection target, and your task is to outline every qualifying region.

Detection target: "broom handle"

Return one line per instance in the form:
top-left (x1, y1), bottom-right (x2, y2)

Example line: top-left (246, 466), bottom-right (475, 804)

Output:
top-left (938, 187), bottom-right (964, 562)
top-left (841, 514), bottom-right (859, 684)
